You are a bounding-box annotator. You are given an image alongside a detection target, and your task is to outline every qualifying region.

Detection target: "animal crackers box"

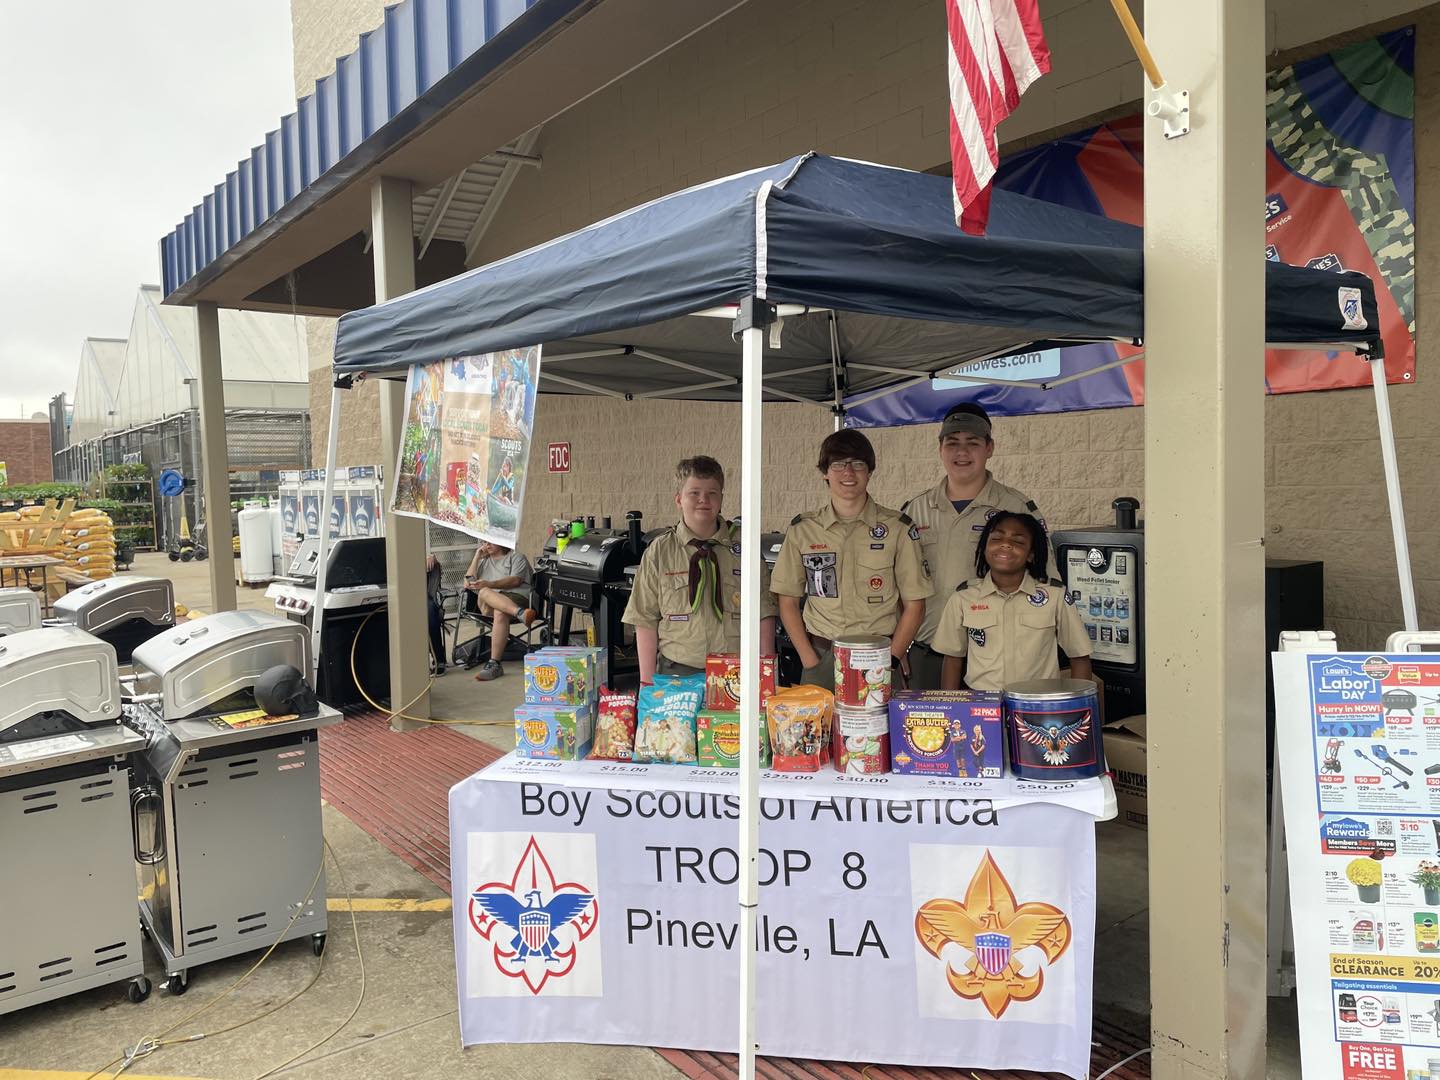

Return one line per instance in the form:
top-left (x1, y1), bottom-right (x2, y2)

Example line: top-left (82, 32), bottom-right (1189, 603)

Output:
top-left (888, 690), bottom-right (1003, 778)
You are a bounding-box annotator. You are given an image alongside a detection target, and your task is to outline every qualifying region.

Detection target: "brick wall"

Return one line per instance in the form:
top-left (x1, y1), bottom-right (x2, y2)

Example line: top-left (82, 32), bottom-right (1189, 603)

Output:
top-left (292, 0), bottom-right (1439, 649)
top-left (0, 420), bottom-right (54, 485)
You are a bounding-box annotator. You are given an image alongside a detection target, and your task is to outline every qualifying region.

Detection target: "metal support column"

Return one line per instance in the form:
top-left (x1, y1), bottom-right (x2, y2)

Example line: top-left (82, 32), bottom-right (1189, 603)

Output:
top-left (194, 302), bottom-right (237, 613)
top-left (1144, 0), bottom-right (1266, 1075)
top-left (371, 176), bottom-right (431, 727)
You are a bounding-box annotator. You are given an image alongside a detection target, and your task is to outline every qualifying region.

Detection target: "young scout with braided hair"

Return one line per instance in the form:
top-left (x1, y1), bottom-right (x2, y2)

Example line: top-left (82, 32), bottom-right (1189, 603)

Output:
top-left (933, 512), bottom-right (1095, 693)
top-left (622, 456), bottom-right (777, 684)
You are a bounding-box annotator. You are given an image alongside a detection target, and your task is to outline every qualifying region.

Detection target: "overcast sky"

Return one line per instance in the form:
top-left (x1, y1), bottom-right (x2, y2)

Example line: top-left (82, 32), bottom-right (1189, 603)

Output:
top-left (0, 0), bottom-right (297, 421)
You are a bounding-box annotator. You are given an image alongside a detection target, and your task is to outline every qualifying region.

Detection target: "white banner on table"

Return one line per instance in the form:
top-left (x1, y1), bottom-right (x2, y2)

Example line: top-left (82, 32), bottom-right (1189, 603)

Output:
top-left (452, 758), bottom-right (1099, 1077)
top-left (1275, 651), bottom-right (1440, 1080)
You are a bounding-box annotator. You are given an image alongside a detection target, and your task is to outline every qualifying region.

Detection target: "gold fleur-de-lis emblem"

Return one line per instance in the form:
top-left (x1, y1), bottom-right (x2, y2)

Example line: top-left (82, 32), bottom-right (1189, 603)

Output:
top-left (914, 851), bottom-right (1072, 1018)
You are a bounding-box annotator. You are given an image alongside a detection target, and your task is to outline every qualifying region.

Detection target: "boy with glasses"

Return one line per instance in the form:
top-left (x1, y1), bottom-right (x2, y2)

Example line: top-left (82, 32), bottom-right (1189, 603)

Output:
top-left (771, 430), bottom-right (931, 689)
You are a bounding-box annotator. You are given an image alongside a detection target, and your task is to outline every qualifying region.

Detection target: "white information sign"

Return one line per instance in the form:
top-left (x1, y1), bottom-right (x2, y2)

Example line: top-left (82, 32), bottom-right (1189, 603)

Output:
top-left (1275, 651), bottom-right (1440, 1080)
top-left (451, 756), bottom-right (1107, 1077)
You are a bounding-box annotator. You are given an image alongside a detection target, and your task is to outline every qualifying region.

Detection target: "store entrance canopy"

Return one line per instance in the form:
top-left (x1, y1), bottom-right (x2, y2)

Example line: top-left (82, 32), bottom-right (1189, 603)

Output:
top-left (332, 152), bottom-right (1383, 404)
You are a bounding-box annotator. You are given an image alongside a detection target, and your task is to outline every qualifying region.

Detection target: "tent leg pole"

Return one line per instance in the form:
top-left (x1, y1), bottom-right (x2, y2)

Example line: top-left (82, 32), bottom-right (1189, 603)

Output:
top-left (1368, 354), bottom-right (1418, 632)
top-left (738, 323), bottom-right (764, 1080)
top-left (311, 382), bottom-right (345, 678)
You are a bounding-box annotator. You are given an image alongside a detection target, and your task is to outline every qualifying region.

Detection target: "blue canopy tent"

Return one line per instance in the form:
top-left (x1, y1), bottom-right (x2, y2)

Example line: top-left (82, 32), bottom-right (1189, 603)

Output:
top-left (325, 152), bottom-right (1402, 1078)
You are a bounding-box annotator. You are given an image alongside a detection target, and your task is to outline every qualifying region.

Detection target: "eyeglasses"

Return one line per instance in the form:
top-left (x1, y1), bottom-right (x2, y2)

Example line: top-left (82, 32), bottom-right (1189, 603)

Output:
top-left (826, 459), bottom-right (870, 474)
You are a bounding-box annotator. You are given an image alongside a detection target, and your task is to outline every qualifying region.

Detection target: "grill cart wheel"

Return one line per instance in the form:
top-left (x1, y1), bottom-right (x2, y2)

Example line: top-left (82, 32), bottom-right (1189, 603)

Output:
top-left (165, 969), bottom-right (189, 995)
top-left (127, 976), bottom-right (151, 1003)
top-left (311, 932), bottom-right (327, 957)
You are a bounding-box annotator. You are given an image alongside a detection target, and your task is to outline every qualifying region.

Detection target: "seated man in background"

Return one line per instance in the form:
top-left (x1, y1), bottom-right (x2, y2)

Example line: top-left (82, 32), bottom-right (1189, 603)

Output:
top-left (465, 540), bottom-right (540, 682)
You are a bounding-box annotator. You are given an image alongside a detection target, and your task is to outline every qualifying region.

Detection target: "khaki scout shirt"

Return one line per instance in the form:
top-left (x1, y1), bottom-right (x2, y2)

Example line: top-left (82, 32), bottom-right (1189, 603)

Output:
top-left (770, 497), bottom-right (932, 641)
top-left (902, 473), bottom-right (1050, 647)
top-left (931, 572), bottom-right (1091, 692)
top-left (621, 519), bottom-right (778, 669)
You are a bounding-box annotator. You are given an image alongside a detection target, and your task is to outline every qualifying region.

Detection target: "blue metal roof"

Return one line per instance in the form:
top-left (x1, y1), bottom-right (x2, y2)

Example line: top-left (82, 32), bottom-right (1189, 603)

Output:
top-left (159, 0), bottom-right (587, 303)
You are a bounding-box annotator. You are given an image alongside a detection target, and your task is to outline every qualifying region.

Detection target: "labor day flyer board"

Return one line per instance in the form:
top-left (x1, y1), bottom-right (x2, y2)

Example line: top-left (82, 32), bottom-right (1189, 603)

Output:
top-left (1275, 651), bottom-right (1440, 1080)
top-left (392, 346), bottom-right (541, 548)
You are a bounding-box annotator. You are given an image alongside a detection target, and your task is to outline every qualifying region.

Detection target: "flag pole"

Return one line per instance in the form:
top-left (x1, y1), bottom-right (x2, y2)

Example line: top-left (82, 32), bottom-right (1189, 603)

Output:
top-left (1108, 0), bottom-right (1165, 89)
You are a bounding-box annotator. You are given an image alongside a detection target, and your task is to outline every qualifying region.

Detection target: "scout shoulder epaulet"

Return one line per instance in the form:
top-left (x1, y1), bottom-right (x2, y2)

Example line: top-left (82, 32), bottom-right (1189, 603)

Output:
top-left (1048, 577), bottom-right (1064, 588)
top-left (1025, 499), bottom-right (1038, 512)
top-left (789, 512), bottom-right (805, 526)
top-left (954, 579), bottom-right (971, 592)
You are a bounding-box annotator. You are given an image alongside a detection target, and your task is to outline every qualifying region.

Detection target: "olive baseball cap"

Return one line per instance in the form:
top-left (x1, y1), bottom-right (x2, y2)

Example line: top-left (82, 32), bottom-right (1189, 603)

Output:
top-left (939, 405), bottom-right (992, 440)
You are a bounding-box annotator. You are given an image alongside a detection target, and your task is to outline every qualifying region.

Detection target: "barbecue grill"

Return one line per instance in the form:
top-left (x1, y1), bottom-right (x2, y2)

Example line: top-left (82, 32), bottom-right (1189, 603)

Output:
top-left (52, 575), bottom-right (175, 663)
top-left (266, 536), bottom-right (388, 707)
top-left (0, 586), bottom-right (41, 635)
top-left (542, 512), bottom-right (651, 682)
top-left (125, 610), bottom-right (340, 993)
top-left (0, 625), bottom-right (150, 1013)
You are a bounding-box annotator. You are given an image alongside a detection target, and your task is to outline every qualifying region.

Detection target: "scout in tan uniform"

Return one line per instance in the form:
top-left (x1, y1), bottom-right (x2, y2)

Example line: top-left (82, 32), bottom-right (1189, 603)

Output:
top-left (901, 403), bottom-right (1050, 690)
top-left (771, 430), bottom-right (931, 690)
top-left (932, 512), bottom-right (1094, 692)
top-left (622, 456), bottom-right (777, 682)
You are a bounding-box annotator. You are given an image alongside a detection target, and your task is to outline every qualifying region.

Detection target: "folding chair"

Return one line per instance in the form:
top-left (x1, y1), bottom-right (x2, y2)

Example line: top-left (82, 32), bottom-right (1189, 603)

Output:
top-left (444, 586), bottom-right (551, 670)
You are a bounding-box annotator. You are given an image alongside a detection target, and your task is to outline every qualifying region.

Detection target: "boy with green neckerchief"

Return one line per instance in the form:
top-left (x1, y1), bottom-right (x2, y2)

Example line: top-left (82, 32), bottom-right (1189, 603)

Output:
top-left (622, 456), bottom-right (777, 684)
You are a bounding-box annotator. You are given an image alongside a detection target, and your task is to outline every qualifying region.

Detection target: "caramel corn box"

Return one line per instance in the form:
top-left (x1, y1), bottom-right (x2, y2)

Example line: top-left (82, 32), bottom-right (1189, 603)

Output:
top-left (888, 690), bottom-right (1003, 777)
top-left (515, 704), bottom-right (594, 760)
top-left (704, 654), bottom-right (777, 711)
top-left (695, 710), bottom-right (772, 768)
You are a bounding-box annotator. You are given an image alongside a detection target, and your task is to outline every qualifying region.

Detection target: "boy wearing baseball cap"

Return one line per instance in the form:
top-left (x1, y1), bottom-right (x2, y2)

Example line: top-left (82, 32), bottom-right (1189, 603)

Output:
top-left (901, 403), bottom-right (1051, 690)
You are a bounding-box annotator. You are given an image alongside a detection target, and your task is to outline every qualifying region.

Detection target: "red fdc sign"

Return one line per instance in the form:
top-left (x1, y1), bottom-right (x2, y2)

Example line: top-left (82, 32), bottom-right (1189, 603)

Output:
top-left (547, 442), bottom-right (571, 473)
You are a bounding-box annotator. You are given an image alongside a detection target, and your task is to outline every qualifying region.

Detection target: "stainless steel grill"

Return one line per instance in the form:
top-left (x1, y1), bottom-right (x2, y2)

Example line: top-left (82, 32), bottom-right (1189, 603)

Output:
top-left (0, 625), bottom-right (150, 1013)
top-left (124, 610), bottom-right (340, 994)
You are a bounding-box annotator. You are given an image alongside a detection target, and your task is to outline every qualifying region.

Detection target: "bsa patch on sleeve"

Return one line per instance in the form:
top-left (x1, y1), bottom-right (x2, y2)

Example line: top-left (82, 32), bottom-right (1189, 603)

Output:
top-left (907, 524), bottom-right (920, 541)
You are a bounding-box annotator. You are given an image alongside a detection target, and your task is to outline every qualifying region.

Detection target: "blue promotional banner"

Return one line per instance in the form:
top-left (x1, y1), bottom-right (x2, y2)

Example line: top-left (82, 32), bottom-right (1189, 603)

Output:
top-left (848, 29), bottom-right (1415, 429)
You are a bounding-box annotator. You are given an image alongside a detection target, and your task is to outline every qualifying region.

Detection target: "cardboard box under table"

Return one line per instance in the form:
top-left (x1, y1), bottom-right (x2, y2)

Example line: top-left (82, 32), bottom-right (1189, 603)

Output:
top-left (1102, 713), bottom-right (1147, 830)
top-left (450, 755), bottom-right (1113, 1076)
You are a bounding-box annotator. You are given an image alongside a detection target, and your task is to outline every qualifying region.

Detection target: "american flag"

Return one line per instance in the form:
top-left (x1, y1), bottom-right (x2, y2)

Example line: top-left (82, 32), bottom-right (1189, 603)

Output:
top-left (947, 0), bottom-right (1052, 234)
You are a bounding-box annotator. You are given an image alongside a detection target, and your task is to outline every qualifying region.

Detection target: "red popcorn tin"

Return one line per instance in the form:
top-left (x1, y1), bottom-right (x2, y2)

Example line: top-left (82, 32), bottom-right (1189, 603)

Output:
top-left (833, 705), bottom-right (889, 773)
top-left (832, 635), bottom-right (891, 709)
top-left (704, 653), bottom-right (777, 711)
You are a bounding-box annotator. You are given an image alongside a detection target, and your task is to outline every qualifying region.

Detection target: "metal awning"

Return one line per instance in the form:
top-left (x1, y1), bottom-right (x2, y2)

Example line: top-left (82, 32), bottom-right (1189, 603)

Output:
top-left (157, 0), bottom-right (744, 316)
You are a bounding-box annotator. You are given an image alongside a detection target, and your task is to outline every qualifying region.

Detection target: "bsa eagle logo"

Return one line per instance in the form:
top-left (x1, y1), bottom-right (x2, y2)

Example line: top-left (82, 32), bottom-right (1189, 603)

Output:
top-left (469, 835), bottom-right (598, 995)
top-left (915, 851), bottom-right (1072, 1018)
top-left (1015, 707), bottom-right (1092, 766)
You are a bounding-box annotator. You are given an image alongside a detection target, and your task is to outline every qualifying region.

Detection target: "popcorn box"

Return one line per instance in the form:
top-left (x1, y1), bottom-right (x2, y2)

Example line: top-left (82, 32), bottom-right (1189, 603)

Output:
top-left (695, 710), bottom-right (772, 768)
top-left (888, 690), bottom-right (1004, 777)
top-left (514, 704), bottom-right (594, 760)
top-left (704, 653), bottom-right (777, 711)
top-left (524, 650), bottom-right (595, 706)
top-left (539, 645), bottom-right (608, 696)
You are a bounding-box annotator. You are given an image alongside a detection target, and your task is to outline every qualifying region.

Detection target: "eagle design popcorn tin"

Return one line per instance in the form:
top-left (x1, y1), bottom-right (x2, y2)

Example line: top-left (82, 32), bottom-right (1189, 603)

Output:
top-left (1003, 678), bottom-right (1104, 781)
top-left (833, 635), bottom-right (892, 708)
top-left (704, 653), bottom-right (777, 710)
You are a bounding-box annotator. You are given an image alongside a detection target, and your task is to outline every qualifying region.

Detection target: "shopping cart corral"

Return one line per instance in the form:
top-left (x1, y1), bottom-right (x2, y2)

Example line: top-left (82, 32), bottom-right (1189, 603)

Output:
top-left (0, 625), bottom-right (151, 1013)
top-left (124, 610), bottom-right (340, 994)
